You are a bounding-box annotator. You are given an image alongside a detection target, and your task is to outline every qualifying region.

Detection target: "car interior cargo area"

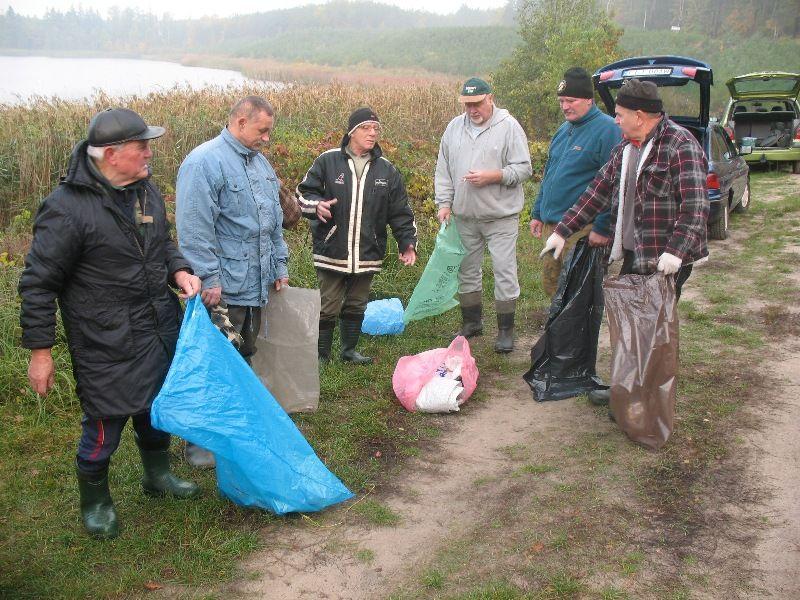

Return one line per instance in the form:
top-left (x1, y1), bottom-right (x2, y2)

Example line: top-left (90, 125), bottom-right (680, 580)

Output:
top-left (731, 101), bottom-right (798, 148)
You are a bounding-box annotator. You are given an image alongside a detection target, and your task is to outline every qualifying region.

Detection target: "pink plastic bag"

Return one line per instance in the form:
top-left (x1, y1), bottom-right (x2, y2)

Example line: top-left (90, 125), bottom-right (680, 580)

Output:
top-left (392, 336), bottom-right (479, 411)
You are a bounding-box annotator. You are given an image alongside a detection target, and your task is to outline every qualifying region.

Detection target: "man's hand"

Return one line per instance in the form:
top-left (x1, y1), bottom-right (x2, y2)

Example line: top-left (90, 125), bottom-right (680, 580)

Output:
top-left (274, 277), bottom-right (289, 291)
top-left (316, 198), bottom-right (338, 223)
top-left (539, 232), bottom-right (566, 260)
top-left (463, 170), bottom-right (501, 188)
top-left (529, 219), bottom-right (543, 238)
top-left (173, 270), bottom-right (202, 300)
top-left (588, 231), bottom-right (611, 247)
top-left (28, 348), bottom-right (55, 397)
top-left (657, 252), bottom-right (682, 275)
top-left (437, 206), bottom-right (451, 224)
top-left (399, 245), bottom-right (417, 266)
top-left (201, 286), bottom-right (222, 307)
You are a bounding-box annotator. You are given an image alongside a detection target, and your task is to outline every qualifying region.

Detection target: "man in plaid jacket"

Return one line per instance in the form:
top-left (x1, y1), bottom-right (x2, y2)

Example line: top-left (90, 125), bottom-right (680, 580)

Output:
top-left (541, 78), bottom-right (709, 295)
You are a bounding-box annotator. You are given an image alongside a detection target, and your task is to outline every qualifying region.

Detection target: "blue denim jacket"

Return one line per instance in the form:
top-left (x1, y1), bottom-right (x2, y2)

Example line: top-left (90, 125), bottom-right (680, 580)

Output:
top-left (176, 127), bottom-right (289, 307)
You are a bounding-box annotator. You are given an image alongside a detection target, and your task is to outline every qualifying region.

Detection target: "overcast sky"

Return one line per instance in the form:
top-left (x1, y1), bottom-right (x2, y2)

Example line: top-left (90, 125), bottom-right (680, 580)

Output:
top-left (1, 0), bottom-right (509, 19)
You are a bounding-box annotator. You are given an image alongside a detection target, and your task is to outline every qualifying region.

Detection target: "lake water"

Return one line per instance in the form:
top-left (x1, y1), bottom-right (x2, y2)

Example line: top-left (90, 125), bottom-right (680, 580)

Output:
top-left (0, 56), bottom-right (267, 105)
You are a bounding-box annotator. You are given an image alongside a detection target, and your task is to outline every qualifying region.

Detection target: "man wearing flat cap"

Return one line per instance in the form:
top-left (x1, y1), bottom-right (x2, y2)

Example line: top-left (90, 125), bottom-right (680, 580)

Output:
top-left (298, 107), bottom-right (418, 364)
top-left (19, 108), bottom-right (203, 539)
top-left (530, 67), bottom-right (621, 298)
top-left (540, 78), bottom-right (709, 404)
top-left (435, 77), bottom-right (532, 353)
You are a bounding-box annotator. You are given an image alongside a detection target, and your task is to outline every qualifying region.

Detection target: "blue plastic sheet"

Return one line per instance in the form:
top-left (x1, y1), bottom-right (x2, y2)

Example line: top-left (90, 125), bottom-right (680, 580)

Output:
top-left (151, 296), bottom-right (353, 514)
top-left (362, 298), bottom-right (405, 335)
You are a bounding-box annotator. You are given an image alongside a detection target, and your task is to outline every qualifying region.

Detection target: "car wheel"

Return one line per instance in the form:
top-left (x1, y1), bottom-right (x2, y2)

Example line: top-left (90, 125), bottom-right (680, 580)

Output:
top-left (793, 160), bottom-right (800, 175)
top-left (709, 203), bottom-right (729, 240)
top-left (733, 178), bottom-right (750, 213)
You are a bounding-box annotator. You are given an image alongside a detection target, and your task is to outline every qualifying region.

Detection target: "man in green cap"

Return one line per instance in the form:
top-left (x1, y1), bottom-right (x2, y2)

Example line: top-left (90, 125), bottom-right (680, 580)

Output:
top-left (435, 77), bottom-right (532, 353)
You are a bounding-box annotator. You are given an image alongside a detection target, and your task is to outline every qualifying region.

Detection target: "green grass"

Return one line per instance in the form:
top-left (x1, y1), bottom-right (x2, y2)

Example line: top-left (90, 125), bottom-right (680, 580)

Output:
top-left (351, 499), bottom-right (402, 527)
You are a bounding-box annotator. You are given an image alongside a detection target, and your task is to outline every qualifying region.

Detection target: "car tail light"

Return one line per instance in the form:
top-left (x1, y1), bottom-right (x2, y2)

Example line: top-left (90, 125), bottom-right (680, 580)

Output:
top-left (598, 70), bottom-right (615, 81)
top-left (682, 67), bottom-right (698, 78)
top-left (794, 127), bottom-right (800, 141)
top-left (707, 173), bottom-right (720, 190)
top-left (724, 126), bottom-right (735, 141)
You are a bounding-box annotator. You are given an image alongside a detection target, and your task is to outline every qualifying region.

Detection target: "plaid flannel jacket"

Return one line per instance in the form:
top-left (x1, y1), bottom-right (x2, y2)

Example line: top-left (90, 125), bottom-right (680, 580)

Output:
top-left (555, 117), bottom-right (709, 273)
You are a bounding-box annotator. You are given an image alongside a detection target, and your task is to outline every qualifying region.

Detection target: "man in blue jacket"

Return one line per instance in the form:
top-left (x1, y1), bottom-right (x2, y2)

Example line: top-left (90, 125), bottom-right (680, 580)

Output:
top-left (176, 95), bottom-right (289, 467)
top-left (530, 67), bottom-right (621, 297)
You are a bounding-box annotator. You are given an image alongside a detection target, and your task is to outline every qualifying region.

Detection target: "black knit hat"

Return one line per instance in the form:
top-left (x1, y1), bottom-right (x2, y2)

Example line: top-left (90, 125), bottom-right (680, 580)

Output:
top-left (556, 68), bottom-right (593, 99)
top-left (616, 79), bottom-right (664, 114)
top-left (347, 107), bottom-right (380, 135)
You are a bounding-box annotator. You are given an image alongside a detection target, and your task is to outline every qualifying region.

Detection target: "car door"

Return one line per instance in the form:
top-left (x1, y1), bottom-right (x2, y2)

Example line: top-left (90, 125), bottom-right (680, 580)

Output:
top-left (719, 128), bottom-right (748, 202)
top-left (709, 127), bottom-right (733, 207)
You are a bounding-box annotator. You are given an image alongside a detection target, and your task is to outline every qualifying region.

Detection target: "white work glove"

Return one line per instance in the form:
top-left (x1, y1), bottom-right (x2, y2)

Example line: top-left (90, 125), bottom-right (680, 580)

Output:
top-left (657, 252), bottom-right (682, 275)
top-left (539, 232), bottom-right (566, 260)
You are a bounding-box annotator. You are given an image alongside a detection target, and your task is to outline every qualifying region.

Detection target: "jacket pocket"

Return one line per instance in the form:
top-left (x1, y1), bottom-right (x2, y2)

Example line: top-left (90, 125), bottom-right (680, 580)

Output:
top-left (324, 224), bottom-right (338, 243)
top-left (218, 236), bottom-right (248, 294)
top-left (73, 306), bottom-right (136, 363)
top-left (223, 176), bottom-right (248, 217)
top-left (643, 165), bottom-right (672, 199)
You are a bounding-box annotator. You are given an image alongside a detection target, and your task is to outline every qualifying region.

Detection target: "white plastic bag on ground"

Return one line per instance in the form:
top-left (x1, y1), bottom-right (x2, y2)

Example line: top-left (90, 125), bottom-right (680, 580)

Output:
top-left (415, 377), bottom-right (463, 413)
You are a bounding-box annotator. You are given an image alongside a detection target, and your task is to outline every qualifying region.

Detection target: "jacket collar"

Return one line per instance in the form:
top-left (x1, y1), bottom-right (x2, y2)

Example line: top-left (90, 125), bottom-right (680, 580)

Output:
top-left (221, 126), bottom-right (260, 159)
top-left (569, 104), bottom-right (602, 127)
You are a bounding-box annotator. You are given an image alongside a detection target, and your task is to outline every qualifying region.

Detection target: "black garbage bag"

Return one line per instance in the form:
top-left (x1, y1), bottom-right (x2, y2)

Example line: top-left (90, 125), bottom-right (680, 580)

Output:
top-left (523, 238), bottom-right (606, 401)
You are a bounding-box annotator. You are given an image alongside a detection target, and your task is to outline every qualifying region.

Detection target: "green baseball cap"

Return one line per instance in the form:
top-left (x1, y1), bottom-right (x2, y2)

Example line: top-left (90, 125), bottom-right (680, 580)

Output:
top-left (458, 77), bottom-right (492, 103)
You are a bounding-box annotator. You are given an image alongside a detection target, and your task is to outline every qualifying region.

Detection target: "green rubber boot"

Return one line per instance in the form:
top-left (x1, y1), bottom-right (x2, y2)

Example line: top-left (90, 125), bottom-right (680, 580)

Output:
top-left (339, 316), bottom-right (373, 365)
top-left (318, 318), bottom-right (336, 363)
top-left (76, 467), bottom-right (119, 540)
top-left (137, 443), bottom-right (201, 499)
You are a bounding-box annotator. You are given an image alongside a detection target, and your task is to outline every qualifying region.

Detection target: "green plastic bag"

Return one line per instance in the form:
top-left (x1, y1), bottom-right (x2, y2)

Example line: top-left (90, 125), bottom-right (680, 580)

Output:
top-left (404, 221), bottom-right (466, 323)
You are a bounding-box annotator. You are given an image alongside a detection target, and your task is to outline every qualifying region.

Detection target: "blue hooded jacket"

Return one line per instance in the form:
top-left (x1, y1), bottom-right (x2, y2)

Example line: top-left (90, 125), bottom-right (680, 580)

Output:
top-left (532, 105), bottom-right (621, 236)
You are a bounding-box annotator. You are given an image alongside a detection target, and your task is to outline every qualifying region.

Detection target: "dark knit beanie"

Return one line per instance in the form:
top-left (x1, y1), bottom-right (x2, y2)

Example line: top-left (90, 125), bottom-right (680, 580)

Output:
top-left (556, 68), bottom-right (593, 99)
top-left (615, 79), bottom-right (664, 114)
top-left (347, 107), bottom-right (380, 135)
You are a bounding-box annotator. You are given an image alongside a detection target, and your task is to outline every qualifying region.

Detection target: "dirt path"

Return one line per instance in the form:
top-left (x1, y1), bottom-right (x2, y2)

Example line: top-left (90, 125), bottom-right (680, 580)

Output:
top-left (225, 339), bottom-right (607, 599)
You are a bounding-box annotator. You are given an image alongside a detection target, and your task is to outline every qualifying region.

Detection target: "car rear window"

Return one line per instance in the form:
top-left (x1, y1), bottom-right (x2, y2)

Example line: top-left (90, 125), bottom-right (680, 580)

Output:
top-left (732, 78), bottom-right (798, 95)
top-left (608, 79), bottom-right (702, 120)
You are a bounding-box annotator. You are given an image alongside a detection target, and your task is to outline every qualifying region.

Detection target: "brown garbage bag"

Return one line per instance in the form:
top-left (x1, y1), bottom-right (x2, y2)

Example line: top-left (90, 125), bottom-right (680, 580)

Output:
top-left (603, 273), bottom-right (678, 450)
top-left (252, 287), bottom-right (321, 413)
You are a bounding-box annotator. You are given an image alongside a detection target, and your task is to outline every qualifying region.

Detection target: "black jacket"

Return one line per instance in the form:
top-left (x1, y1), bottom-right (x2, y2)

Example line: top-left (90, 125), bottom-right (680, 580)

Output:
top-left (18, 141), bottom-right (191, 418)
top-left (297, 142), bottom-right (417, 274)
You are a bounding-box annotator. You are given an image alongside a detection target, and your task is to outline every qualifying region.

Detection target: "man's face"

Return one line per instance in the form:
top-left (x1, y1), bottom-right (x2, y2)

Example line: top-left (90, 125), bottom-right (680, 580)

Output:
top-left (107, 140), bottom-right (152, 184)
top-left (463, 95), bottom-right (494, 125)
top-left (614, 105), bottom-right (641, 139)
top-left (234, 110), bottom-right (274, 151)
top-left (348, 122), bottom-right (380, 154)
top-left (559, 96), bottom-right (593, 122)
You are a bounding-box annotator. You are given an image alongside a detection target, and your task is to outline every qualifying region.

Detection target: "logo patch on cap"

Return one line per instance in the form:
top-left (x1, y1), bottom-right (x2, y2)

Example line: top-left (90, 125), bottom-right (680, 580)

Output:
top-left (557, 80), bottom-right (567, 93)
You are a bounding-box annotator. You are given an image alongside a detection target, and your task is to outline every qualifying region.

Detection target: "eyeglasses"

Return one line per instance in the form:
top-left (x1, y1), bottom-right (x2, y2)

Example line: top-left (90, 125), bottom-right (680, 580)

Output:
top-left (358, 124), bottom-right (381, 133)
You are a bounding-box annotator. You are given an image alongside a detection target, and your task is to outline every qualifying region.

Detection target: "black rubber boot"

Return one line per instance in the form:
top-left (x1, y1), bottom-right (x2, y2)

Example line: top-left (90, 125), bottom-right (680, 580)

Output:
top-left (76, 467), bottom-right (119, 540)
top-left (457, 292), bottom-right (483, 338)
top-left (137, 439), bottom-right (200, 499)
top-left (588, 389), bottom-right (611, 406)
top-left (318, 319), bottom-right (336, 363)
top-left (494, 300), bottom-right (515, 354)
top-left (339, 316), bottom-right (373, 365)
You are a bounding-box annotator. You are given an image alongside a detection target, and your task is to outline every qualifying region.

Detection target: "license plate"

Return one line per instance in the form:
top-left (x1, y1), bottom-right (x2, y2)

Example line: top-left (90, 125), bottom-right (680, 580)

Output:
top-left (622, 68), bottom-right (673, 77)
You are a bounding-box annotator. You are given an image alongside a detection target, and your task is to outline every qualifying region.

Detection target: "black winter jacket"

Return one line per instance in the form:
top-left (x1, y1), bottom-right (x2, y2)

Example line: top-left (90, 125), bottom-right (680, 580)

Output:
top-left (18, 141), bottom-right (191, 418)
top-left (297, 142), bottom-right (417, 274)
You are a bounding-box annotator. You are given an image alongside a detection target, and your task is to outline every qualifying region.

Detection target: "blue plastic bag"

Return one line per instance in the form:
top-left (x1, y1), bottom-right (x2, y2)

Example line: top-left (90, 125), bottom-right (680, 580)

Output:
top-left (362, 298), bottom-right (405, 335)
top-left (404, 221), bottom-right (466, 324)
top-left (151, 296), bottom-right (353, 514)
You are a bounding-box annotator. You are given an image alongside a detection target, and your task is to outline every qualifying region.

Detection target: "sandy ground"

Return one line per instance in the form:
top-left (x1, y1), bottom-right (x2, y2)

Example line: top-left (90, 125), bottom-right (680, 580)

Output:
top-left (226, 339), bottom-right (606, 600)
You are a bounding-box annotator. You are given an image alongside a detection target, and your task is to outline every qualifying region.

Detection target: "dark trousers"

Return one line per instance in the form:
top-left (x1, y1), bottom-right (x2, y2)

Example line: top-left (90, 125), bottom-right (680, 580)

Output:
top-left (620, 250), bottom-right (693, 300)
top-left (226, 304), bottom-right (262, 363)
top-left (317, 268), bottom-right (374, 322)
top-left (76, 412), bottom-right (169, 474)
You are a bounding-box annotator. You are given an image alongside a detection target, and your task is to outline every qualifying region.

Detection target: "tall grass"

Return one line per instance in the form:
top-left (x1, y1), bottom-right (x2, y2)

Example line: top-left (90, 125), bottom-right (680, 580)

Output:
top-left (0, 82), bottom-right (463, 226)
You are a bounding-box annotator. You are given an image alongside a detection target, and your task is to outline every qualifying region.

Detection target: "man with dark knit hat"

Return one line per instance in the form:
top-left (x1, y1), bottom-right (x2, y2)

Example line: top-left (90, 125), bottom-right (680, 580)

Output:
top-left (19, 108), bottom-right (203, 539)
top-left (540, 78), bottom-right (709, 405)
top-left (530, 67), bottom-right (621, 298)
top-left (298, 107), bottom-right (417, 364)
top-left (435, 77), bottom-right (532, 353)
